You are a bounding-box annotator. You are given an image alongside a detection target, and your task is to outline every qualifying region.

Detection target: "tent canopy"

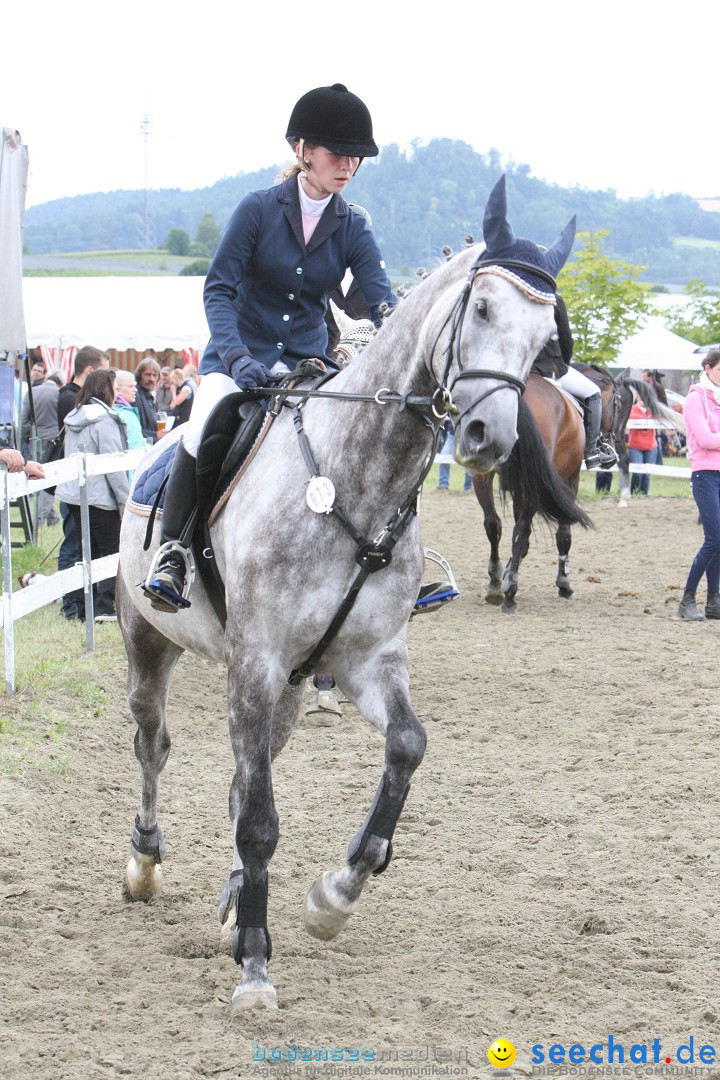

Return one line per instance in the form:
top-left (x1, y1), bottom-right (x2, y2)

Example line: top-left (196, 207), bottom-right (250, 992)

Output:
top-left (23, 276), bottom-right (209, 353)
top-left (613, 317), bottom-right (700, 372)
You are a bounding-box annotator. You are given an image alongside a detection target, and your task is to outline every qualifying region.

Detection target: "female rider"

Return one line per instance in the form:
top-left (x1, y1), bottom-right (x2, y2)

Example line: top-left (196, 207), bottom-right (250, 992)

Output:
top-left (144, 84), bottom-right (396, 612)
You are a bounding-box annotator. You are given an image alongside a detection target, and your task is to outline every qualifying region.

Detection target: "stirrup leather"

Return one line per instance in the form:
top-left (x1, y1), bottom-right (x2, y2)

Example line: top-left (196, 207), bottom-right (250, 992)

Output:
top-left (141, 541), bottom-right (196, 610)
top-left (412, 548), bottom-right (460, 615)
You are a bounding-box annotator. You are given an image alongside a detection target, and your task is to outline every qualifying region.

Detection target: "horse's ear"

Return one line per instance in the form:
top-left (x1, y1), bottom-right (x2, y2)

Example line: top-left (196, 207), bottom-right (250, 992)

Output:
top-left (544, 215), bottom-right (576, 277)
top-left (329, 299), bottom-right (355, 333)
top-left (483, 175), bottom-right (515, 253)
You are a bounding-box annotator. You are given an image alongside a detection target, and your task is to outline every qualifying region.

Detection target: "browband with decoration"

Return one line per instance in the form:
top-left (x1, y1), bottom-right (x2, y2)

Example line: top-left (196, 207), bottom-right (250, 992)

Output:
top-left (474, 257), bottom-right (557, 305)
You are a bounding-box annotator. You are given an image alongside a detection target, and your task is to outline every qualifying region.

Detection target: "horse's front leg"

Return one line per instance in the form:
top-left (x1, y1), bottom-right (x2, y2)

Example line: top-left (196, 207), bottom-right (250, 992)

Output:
top-left (225, 651), bottom-right (290, 1012)
top-left (118, 578), bottom-right (184, 902)
top-left (502, 504), bottom-right (532, 613)
top-left (555, 522), bottom-right (574, 598)
top-left (472, 471), bottom-right (503, 604)
top-left (303, 637), bottom-right (426, 942)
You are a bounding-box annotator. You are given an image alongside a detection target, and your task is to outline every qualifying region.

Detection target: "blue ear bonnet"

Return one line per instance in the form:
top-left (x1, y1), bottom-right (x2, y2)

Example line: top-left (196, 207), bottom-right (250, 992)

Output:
top-left (481, 236), bottom-right (559, 302)
top-left (479, 175), bottom-right (576, 303)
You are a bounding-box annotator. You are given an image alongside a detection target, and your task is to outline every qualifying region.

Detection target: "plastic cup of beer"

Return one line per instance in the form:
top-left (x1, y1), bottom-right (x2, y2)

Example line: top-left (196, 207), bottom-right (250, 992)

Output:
top-left (157, 411), bottom-right (167, 433)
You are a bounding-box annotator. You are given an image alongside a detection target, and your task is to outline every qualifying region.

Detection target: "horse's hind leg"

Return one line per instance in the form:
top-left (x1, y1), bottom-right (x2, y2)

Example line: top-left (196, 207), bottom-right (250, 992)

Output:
top-left (502, 505), bottom-right (532, 613)
top-left (473, 471), bottom-right (503, 604)
top-left (555, 523), bottom-right (574, 598)
top-left (117, 578), bottom-right (184, 902)
top-left (303, 637), bottom-right (426, 942)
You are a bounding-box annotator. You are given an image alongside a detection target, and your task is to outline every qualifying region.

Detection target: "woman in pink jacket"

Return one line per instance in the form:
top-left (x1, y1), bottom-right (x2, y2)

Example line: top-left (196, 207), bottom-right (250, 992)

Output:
top-left (678, 349), bottom-right (720, 620)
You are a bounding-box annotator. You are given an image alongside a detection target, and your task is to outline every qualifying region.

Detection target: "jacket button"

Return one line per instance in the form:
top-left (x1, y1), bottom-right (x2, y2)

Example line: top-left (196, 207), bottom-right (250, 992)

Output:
top-left (288, 293), bottom-right (295, 300)
top-left (296, 267), bottom-right (303, 274)
top-left (277, 342), bottom-right (283, 349)
top-left (283, 315), bottom-right (290, 322)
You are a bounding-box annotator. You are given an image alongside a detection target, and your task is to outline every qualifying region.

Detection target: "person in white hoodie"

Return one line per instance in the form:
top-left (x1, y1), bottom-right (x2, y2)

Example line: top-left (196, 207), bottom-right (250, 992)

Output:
top-left (56, 369), bottom-right (129, 623)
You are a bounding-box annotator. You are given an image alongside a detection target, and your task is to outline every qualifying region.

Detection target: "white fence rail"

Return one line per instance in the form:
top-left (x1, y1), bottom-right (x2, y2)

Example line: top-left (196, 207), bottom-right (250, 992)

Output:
top-left (1, 448), bottom-right (146, 695)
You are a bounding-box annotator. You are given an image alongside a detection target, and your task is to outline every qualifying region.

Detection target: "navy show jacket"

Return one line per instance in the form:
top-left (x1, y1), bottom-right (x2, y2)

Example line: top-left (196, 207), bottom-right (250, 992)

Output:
top-left (200, 173), bottom-right (395, 376)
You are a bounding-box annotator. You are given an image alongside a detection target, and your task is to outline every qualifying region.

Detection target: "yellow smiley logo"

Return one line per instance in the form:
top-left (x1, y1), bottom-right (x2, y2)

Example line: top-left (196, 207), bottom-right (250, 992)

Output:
top-left (488, 1039), bottom-right (517, 1068)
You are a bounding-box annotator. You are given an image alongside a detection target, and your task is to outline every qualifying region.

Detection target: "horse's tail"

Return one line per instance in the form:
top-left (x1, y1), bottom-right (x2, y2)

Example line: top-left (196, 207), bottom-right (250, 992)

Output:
top-left (619, 376), bottom-right (686, 434)
top-left (497, 399), bottom-right (593, 529)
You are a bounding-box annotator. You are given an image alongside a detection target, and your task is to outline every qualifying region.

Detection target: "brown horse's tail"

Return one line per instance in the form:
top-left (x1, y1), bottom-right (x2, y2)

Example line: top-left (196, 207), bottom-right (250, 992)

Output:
top-left (497, 399), bottom-right (593, 528)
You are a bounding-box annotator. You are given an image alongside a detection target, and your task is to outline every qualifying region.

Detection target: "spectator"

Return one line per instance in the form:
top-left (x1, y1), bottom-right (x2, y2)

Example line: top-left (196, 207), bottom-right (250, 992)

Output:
top-left (437, 422), bottom-right (472, 493)
top-left (56, 346), bottom-right (111, 620)
top-left (642, 369), bottom-right (668, 462)
top-left (56, 369), bottom-right (129, 624)
top-left (168, 367), bottom-right (194, 427)
top-left (0, 447), bottom-right (45, 479)
top-left (29, 360), bottom-right (46, 386)
top-left (113, 369), bottom-right (146, 450)
top-left (677, 349), bottom-right (720, 621)
top-left (627, 398), bottom-right (657, 496)
top-left (155, 366), bottom-right (173, 412)
top-left (134, 356), bottom-right (161, 443)
top-left (20, 369), bottom-right (63, 524)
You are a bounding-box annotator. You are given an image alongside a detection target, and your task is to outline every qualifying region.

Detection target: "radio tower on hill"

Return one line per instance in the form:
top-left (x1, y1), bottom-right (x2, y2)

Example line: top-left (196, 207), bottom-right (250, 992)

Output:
top-left (140, 107), bottom-right (152, 249)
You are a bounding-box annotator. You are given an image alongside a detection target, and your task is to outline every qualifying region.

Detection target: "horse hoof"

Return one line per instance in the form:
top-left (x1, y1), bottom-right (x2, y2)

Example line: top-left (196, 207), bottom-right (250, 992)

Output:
top-left (501, 601), bottom-right (517, 614)
top-left (618, 497), bottom-right (629, 508)
top-left (125, 853), bottom-right (163, 901)
top-left (558, 586), bottom-right (574, 599)
top-left (304, 871), bottom-right (357, 941)
top-left (231, 980), bottom-right (278, 1012)
top-left (306, 689), bottom-right (342, 718)
top-left (485, 591), bottom-right (503, 606)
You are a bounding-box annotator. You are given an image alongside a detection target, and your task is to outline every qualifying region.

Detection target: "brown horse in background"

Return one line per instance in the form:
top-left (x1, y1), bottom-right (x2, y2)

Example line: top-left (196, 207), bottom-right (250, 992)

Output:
top-left (473, 369), bottom-right (613, 612)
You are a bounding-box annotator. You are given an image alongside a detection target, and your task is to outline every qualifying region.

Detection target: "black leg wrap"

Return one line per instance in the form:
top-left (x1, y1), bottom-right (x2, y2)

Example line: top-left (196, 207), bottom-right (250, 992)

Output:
top-left (130, 814), bottom-right (166, 862)
top-left (346, 773), bottom-right (410, 875)
top-left (231, 874), bottom-right (272, 966)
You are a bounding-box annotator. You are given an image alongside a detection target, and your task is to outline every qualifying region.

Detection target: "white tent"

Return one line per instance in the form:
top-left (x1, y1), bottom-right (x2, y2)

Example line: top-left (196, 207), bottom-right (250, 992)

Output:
top-left (0, 127), bottom-right (29, 354)
top-left (614, 316), bottom-right (700, 372)
top-left (22, 276), bottom-right (209, 353)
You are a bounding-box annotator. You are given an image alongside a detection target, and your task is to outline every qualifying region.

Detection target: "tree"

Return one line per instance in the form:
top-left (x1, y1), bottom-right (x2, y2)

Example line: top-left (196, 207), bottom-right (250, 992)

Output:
top-left (165, 228), bottom-right (190, 256)
top-left (558, 230), bottom-right (651, 365)
top-left (195, 213), bottom-right (221, 258)
top-left (665, 279), bottom-right (720, 345)
top-left (179, 258), bottom-right (211, 277)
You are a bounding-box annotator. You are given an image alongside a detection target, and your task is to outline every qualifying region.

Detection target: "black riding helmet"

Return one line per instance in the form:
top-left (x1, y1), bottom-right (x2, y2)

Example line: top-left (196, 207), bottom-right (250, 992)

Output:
top-left (286, 83), bottom-right (379, 158)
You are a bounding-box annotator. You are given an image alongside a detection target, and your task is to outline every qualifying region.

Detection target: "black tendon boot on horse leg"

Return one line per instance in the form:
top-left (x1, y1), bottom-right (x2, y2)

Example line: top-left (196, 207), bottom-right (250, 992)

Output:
top-left (143, 442), bottom-right (198, 612)
top-left (584, 393), bottom-right (617, 470)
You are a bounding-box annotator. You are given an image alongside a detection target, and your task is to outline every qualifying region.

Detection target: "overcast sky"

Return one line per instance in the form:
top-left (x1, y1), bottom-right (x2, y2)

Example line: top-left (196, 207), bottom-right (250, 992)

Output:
top-left (5, 0), bottom-right (717, 209)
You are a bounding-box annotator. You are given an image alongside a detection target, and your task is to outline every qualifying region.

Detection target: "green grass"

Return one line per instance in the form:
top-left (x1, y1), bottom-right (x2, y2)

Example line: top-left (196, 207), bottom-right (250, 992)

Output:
top-left (672, 237), bottom-right (720, 251)
top-left (0, 522), bottom-right (124, 774)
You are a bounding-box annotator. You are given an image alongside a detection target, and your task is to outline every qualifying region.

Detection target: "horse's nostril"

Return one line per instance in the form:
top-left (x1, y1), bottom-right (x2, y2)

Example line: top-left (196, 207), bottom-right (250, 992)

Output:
top-left (462, 419), bottom-right (486, 450)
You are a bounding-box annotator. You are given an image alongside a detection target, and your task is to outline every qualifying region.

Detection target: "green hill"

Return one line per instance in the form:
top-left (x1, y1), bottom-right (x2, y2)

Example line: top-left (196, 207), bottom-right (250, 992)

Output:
top-left (23, 141), bottom-right (720, 286)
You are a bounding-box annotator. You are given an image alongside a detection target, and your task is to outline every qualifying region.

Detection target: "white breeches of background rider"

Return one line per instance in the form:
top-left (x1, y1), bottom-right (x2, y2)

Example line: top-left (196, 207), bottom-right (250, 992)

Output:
top-left (553, 367), bottom-right (599, 402)
top-left (181, 365), bottom-right (290, 456)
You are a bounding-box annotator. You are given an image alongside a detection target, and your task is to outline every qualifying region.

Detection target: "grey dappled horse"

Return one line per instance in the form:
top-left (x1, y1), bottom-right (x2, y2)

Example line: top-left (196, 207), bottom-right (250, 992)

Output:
top-left (117, 176), bottom-right (575, 1011)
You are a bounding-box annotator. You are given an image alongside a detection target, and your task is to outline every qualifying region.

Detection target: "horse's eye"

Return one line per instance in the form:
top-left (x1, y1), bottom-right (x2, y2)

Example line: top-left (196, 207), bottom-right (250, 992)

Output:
top-left (476, 298), bottom-right (489, 320)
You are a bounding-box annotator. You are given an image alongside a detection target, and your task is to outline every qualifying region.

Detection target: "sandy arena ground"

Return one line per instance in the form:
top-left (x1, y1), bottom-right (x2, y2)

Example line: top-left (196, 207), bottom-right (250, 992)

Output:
top-left (1, 491), bottom-right (719, 1080)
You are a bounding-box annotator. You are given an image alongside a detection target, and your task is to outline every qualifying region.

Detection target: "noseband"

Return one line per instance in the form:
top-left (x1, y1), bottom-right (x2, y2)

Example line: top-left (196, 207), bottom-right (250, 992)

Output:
top-left (430, 257), bottom-right (558, 423)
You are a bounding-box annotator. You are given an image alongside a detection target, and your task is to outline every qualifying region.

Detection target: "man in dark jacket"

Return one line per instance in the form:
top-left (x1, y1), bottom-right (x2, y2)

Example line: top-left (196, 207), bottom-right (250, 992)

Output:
top-left (56, 346), bottom-right (110, 619)
top-left (134, 357), bottom-right (161, 443)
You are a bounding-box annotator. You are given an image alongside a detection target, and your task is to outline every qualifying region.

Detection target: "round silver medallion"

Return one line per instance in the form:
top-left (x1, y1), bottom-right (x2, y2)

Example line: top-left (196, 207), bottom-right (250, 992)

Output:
top-left (306, 476), bottom-right (336, 514)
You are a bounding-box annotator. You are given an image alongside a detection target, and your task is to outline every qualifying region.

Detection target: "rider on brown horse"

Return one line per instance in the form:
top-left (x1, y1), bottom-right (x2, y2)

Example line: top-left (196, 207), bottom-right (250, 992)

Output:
top-left (532, 295), bottom-right (618, 470)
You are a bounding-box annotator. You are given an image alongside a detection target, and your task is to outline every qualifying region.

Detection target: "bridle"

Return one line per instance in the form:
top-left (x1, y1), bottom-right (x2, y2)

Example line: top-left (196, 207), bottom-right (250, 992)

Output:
top-left (427, 255), bottom-right (559, 423)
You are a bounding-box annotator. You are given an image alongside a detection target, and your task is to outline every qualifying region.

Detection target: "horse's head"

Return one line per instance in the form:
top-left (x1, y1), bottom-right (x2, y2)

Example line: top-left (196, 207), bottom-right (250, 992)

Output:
top-left (428, 175), bottom-right (576, 471)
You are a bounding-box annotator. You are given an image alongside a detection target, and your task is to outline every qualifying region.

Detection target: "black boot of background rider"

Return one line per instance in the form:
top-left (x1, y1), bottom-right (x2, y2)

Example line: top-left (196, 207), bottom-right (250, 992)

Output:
top-left (583, 394), bottom-right (617, 470)
top-left (145, 441), bottom-right (197, 611)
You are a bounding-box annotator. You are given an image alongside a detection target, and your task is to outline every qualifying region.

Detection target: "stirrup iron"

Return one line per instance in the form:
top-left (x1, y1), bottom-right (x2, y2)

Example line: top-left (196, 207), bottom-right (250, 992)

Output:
top-left (141, 541), bottom-right (196, 610)
top-left (412, 547), bottom-right (460, 615)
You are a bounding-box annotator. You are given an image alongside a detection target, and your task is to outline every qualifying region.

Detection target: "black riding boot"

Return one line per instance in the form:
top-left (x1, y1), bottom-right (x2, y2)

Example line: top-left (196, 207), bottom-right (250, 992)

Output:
top-left (143, 442), bottom-right (198, 612)
top-left (584, 394), bottom-right (617, 470)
